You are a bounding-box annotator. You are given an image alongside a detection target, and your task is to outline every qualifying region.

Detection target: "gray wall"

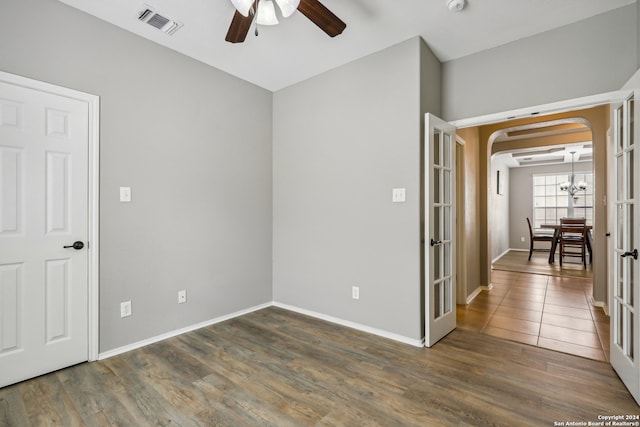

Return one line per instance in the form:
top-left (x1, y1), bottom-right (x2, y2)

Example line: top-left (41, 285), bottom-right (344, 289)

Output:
top-left (273, 38), bottom-right (439, 341)
top-left (490, 156), bottom-right (510, 260)
top-left (509, 161), bottom-right (592, 250)
top-left (442, 4), bottom-right (638, 121)
top-left (0, 0), bottom-right (273, 352)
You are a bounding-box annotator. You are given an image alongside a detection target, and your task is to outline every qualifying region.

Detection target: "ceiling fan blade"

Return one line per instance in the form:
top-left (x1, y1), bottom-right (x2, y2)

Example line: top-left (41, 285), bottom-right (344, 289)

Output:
top-left (297, 0), bottom-right (346, 37)
top-left (225, 3), bottom-right (256, 43)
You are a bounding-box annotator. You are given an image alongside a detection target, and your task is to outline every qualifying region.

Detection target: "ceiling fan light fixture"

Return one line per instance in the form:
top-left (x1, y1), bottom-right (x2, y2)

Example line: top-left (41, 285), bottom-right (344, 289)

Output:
top-left (230, 0), bottom-right (253, 17)
top-left (256, 0), bottom-right (279, 25)
top-left (274, 0), bottom-right (300, 18)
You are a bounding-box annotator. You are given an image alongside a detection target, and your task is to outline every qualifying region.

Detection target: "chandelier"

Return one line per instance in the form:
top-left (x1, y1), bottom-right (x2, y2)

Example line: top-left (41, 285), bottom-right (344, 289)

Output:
top-left (559, 151), bottom-right (587, 201)
top-left (230, 0), bottom-right (299, 26)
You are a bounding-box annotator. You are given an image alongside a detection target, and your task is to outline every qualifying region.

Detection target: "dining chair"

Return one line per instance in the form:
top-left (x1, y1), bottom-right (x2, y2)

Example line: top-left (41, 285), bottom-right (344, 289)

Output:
top-left (559, 217), bottom-right (587, 268)
top-left (526, 217), bottom-right (554, 261)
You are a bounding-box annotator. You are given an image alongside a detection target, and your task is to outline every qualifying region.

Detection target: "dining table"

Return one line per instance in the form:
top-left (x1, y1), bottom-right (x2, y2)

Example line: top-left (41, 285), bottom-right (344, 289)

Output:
top-left (540, 223), bottom-right (593, 264)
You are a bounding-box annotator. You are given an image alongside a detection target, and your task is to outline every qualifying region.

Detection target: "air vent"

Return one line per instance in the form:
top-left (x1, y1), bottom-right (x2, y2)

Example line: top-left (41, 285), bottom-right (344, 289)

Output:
top-left (138, 6), bottom-right (183, 35)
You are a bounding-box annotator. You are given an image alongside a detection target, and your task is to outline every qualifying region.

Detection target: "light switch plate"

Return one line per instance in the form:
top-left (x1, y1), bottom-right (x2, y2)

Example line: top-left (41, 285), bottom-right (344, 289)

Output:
top-left (120, 187), bottom-right (132, 202)
top-left (392, 188), bottom-right (406, 203)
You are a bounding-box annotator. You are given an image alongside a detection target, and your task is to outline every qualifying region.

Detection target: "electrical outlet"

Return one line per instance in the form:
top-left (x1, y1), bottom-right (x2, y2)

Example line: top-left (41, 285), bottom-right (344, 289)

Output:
top-left (120, 301), bottom-right (132, 318)
top-left (178, 289), bottom-right (187, 304)
top-left (352, 286), bottom-right (360, 300)
top-left (520, 237), bottom-right (525, 242)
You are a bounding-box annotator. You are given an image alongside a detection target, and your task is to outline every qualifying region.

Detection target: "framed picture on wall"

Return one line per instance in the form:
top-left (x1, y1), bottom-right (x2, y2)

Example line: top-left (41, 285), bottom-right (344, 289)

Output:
top-left (497, 170), bottom-right (504, 195)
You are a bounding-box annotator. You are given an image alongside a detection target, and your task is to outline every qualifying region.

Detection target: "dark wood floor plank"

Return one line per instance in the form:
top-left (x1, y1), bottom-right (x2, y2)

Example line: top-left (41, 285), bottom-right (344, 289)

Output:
top-left (101, 353), bottom-right (197, 426)
top-left (19, 375), bottom-right (66, 426)
top-left (0, 382), bottom-right (28, 426)
top-left (55, 359), bottom-right (138, 426)
top-left (1, 306), bottom-right (637, 426)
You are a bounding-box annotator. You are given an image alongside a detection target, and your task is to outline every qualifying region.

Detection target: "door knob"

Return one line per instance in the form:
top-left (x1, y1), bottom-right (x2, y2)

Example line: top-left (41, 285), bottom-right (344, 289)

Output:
top-left (430, 239), bottom-right (442, 247)
top-left (63, 241), bottom-right (84, 250)
top-left (621, 249), bottom-right (638, 260)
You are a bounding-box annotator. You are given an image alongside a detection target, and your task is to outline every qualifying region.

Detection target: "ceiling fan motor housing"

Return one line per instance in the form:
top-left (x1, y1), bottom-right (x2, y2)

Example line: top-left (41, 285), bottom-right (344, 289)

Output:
top-left (447, 0), bottom-right (465, 12)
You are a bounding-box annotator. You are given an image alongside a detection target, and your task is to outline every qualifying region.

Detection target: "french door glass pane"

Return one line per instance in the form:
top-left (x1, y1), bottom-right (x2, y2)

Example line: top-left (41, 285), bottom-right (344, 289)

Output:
top-left (443, 207), bottom-right (451, 240)
top-left (433, 131), bottom-right (440, 166)
top-left (618, 303), bottom-right (624, 346)
top-left (631, 204), bottom-right (635, 250)
top-left (434, 245), bottom-right (441, 281)
top-left (618, 205), bottom-right (624, 247)
top-left (617, 106), bottom-right (624, 151)
top-left (618, 155), bottom-right (625, 200)
top-left (630, 150), bottom-right (635, 199)
top-left (630, 311), bottom-right (634, 359)
top-left (434, 283), bottom-right (441, 318)
top-left (443, 170), bottom-right (450, 204)
top-left (630, 258), bottom-right (635, 306)
top-left (434, 169), bottom-right (440, 204)
top-left (444, 242), bottom-right (451, 276)
top-left (443, 134), bottom-right (451, 168)
top-left (630, 99), bottom-right (635, 148)
top-left (444, 278), bottom-right (451, 314)
top-left (618, 256), bottom-right (624, 297)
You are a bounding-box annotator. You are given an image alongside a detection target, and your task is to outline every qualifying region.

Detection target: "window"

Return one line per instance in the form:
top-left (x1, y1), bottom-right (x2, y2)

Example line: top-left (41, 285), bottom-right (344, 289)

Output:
top-left (532, 172), bottom-right (593, 229)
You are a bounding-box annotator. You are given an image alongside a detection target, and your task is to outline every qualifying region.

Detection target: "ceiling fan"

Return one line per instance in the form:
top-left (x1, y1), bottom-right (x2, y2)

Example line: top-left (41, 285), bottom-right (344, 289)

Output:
top-left (225, 0), bottom-right (346, 43)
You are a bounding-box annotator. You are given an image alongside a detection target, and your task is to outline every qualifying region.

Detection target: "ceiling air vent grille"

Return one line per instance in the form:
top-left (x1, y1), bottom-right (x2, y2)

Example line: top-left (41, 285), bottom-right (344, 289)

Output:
top-left (138, 6), bottom-right (183, 35)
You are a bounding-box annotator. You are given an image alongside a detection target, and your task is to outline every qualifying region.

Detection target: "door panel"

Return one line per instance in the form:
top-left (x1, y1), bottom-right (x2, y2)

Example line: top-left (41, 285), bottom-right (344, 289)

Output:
top-left (425, 113), bottom-right (456, 347)
top-left (0, 80), bottom-right (89, 387)
top-left (611, 92), bottom-right (640, 404)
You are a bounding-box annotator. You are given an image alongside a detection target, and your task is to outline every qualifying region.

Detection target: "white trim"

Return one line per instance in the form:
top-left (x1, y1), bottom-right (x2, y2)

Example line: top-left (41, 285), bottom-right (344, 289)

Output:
top-left (461, 90), bottom-right (627, 324)
top-left (273, 302), bottom-right (424, 348)
top-left (98, 302), bottom-right (272, 360)
top-left (465, 286), bottom-right (483, 304)
top-left (86, 89), bottom-right (100, 361)
top-left (622, 69), bottom-right (640, 91)
top-left (0, 71), bottom-right (100, 362)
top-left (451, 90), bottom-right (629, 128)
top-left (491, 248), bottom-right (511, 264)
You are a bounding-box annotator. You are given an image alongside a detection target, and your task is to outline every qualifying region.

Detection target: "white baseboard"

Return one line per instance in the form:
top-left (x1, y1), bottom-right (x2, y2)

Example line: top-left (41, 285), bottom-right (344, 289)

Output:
top-left (466, 286), bottom-right (483, 304)
top-left (98, 302), bottom-right (272, 360)
top-left (273, 302), bottom-right (424, 348)
top-left (590, 297), bottom-right (608, 316)
top-left (99, 300), bottom-right (426, 360)
top-left (492, 248), bottom-right (512, 263)
top-left (464, 283), bottom-right (494, 304)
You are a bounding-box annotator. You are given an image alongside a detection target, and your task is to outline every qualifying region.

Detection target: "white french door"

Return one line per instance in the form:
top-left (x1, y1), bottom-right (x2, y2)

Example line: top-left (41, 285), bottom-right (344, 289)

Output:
top-left (424, 113), bottom-right (457, 347)
top-left (0, 76), bottom-right (92, 387)
top-left (611, 91), bottom-right (640, 404)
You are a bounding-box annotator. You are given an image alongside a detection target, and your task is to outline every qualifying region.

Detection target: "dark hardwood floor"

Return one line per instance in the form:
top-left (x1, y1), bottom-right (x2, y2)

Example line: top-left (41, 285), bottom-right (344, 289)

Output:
top-left (1, 306), bottom-right (637, 426)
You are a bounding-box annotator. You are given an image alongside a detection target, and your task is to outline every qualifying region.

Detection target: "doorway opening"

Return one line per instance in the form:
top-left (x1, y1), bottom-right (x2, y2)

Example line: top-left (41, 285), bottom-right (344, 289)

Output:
top-left (454, 103), bottom-right (611, 361)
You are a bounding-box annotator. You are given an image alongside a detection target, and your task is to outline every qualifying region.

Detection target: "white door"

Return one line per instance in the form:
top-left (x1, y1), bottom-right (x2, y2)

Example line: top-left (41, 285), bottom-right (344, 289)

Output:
top-left (611, 92), bottom-right (640, 404)
top-left (0, 80), bottom-right (89, 387)
top-left (424, 113), bottom-right (457, 347)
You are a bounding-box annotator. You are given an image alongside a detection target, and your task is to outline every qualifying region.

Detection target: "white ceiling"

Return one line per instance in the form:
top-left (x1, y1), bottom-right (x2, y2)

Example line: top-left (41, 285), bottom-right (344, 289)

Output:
top-left (58, 0), bottom-right (635, 91)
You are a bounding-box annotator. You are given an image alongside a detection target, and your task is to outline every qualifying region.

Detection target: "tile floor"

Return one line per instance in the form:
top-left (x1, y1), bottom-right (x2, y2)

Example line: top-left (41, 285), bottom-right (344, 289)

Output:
top-left (457, 269), bottom-right (610, 362)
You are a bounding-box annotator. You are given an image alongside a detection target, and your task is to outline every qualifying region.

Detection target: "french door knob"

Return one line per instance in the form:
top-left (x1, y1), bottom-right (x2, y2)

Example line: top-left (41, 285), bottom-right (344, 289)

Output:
top-left (621, 249), bottom-right (638, 260)
top-left (430, 239), bottom-right (442, 247)
top-left (63, 241), bottom-right (84, 250)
